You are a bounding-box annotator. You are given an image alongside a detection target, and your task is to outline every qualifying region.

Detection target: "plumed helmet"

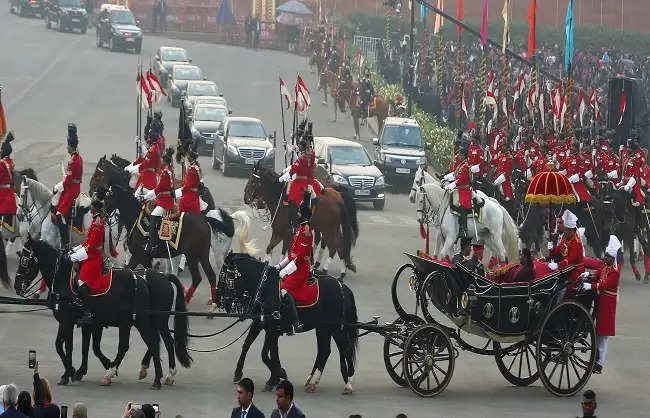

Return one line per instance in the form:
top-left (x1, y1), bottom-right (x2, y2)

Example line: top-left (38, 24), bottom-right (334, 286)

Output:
top-left (1, 131), bottom-right (14, 157)
top-left (299, 189), bottom-right (312, 221)
top-left (162, 147), bottom-right (175, 164)
top-left (67, 123), bottom-right (78, 148)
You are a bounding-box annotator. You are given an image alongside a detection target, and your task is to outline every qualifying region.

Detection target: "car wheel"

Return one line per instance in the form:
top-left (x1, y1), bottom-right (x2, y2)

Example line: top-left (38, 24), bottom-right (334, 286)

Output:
top-left (80, 24), bottom-right (86, 34)
top-left (373, 200), bottom-right (385, 210)
top-left (96, 30), bottom-right (101, 47)
top-left (58, 17), bottom-right (64, 31)
top-left (109, 37), bottom-right (117, 51)
top-left (211, 147), bottom-right (219, 170)
top-left (46, 15), bottom-right (51, 28)
top-left (221, 152), bottom-right (230, 176)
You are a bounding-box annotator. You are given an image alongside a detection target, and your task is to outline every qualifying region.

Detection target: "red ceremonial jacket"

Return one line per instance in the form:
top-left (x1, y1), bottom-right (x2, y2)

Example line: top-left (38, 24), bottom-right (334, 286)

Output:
top-left (179, 162), bottom-right (201, 214)
top-left (135, 144), bottom-right (160, 190)
top-left (566, 153), bottom-right (591, 202)
top-left (468, 145), bottom-right (485, 174)
top-left (288, 151), bottom-right (321, 205)
top-left (550, 233), bottom-right (585, 295)
top-left (0, 157), bottom-right (17, 215)
top-left (454, 160), bottom-right (472, 209)
top-left (592, 261), bottom-right (619, 336)
top-left (449, 154), bottom-right (462, 172)
top-left (56, 152), bottom-right (83, 217)
top-left (79, 214), bottom-right (106, 293)
top-left (154, 165), bottom-right (175, 211)
top-left (621, 149), bottom-right (644, 204)
top-left (281, 222), bottom-right (314, 303)
top-left (494, 151), bottom-right (514, 200)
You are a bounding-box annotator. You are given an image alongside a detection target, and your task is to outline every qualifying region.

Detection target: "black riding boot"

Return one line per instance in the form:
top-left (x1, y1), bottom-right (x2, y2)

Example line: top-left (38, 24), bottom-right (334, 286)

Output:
top-left (457, 207), bottom-right (469, 239)
top-left (288, 202), bottom-right (299, 233)
top-left (56, 214), bottom-right (70, 251)
top-left (282, 292), bottom-right (303, 335)
top-left (146, 215), bottom-right (162, 256)
top-left (76, 283), bottom-right (94, 326)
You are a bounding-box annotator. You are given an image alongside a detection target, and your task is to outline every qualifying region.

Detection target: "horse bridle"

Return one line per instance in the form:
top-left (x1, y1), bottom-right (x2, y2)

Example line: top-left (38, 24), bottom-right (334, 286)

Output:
top-left (16, 244), bottom-right (60, 299)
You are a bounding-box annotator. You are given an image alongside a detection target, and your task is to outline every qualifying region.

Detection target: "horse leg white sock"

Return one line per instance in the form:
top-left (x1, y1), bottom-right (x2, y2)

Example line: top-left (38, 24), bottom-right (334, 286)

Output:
top-left (597, 335), bottom-right (609, 366)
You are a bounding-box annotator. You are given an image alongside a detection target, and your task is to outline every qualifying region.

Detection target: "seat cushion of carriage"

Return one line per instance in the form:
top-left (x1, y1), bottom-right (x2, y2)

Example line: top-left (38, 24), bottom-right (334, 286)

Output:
top-left (482, 260), bottom-right (555, 285)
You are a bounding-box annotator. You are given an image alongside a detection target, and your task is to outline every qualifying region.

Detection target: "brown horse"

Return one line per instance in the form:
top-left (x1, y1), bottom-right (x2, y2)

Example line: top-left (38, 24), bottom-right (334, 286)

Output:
top-left (350, 88), bottom-right (390, 140)
top-left (244, 163), bottom-right (359, 277)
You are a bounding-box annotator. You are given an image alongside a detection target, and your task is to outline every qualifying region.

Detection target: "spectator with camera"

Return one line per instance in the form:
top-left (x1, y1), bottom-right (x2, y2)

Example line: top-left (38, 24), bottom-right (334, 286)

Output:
top-left (31, 362), bottom-right (59, 418)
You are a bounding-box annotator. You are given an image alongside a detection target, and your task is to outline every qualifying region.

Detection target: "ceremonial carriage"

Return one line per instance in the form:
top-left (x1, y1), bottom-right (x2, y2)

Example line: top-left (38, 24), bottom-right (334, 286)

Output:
top-left (384, 253), bottom-right (597, 397)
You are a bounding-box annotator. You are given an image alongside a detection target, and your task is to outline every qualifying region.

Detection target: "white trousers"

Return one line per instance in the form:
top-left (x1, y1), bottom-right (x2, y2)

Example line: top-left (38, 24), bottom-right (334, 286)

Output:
top-left (134, 185), bottom-right (152, 199)
top-left (151, 206), bottom-right (165, 217)
top-left (597, 335), bottom-right (609, 367)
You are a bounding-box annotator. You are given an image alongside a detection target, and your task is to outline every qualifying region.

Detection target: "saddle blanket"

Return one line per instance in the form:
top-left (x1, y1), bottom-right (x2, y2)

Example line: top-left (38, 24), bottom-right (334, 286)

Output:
top-left (136, 211), bottom-right (184, 250)
top-left (70, 268), bottom-right (113, 296)
top-left (279, 279), bottom-right (319, 308)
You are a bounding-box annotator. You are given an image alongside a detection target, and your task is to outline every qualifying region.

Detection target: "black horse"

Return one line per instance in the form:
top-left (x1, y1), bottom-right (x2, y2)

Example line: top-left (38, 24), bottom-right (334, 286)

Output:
top-left (610, 188), bottom-right (649, 280)
top-left (219, 253), bottom-right (359, 394)
top-left (0, 229), bottom-right (9, 288)
top-left (14, 237), bottom-right (192, 388)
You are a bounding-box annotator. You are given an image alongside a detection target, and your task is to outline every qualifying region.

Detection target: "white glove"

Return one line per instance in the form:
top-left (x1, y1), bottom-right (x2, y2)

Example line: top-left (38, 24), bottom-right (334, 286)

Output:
top-left (139, 142), bottom-right (148, 156)
top-left (619, 144), bottom-right (624, 152)
top-left (584, 170), bottom-right (593, 180)
top-left (607, 170), bottom-right (618, 179)
top-left (277, 256), bottom-right (289, 270)
top-left (493, 173), bottom-right (506, 186)
top-left (443, 172), bottom-right (455, 182)
top-left (279, 260), bottom-right (297, 278)
top-left (279, 171), bottom-right (291, 183)
top-left (626, 176), bottom-right (636, 189)
top-left (281, 166), bottom-right (291, 175)
top-left (624, 184), bottom-right (631, 192)
top-left (470, 164), bottom-right (480, 173)
top-left (70, 246), bottom-right (88, 263)
top-left (580, 271), bottom-right (590, 279)
top-left (54, 181), bottom-right (63, 193)
top-left (568, 174), bottom-right (580, 183)
top-left (444, 181), bottom-right (456, 190)
top-left (548, 262), bottom-right (558, 271)
top-left (130, 164), bottom-right (141, 174)
top-left (124, 163), bottom-right (134, 173)
top-left (526, 168), bottom-right (532, 179)
top-left (175, 188), bottom-right (182, 199)
top-left (547, 241), bottom-right (553, 250)
top-left (582, 282), bottom-right (592, 290)
top-left (559, 169), bottom-right (567, 176)
top-left (143, 189), bottom-right (156, 201)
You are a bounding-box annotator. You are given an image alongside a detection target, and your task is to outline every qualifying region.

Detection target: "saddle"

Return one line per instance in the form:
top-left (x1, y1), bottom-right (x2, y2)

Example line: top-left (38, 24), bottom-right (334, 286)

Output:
top-left (449, 192), bottom-right (485, 220)
top-left (69, 266), bottom-right (113, 297)
top-left (71, 194), bottom-right (92, 234)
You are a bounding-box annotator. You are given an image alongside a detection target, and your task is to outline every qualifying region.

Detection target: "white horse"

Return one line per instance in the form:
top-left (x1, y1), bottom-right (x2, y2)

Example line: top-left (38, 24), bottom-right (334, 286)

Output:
top-left (410, 167), bottom-right (519, 263)
top-left (4, 179), bottom-right (46, 256)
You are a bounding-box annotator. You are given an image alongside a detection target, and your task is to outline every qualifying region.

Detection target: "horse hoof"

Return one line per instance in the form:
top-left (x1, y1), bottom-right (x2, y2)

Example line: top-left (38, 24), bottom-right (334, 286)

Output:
top-left (342, 387), bottom-right (353, 395)
top-left (100, 376), bottom-right (111, 386)
top-left (151, 381), bottom-right (162, 390)
top-left (72, 369), bottom-right (86, 382)
top-left (138, 367), bottom-right (148, 380)
top-left (305, 383), bottom-right (317, 393)
top-left (57, 375), bottom-right (69, 386)
top-left (348, 264), bottom-right (357, 273)
top-left (233, 371), bottom-right (243, 383)
top-left (164, 376), bottom-right (174, 386)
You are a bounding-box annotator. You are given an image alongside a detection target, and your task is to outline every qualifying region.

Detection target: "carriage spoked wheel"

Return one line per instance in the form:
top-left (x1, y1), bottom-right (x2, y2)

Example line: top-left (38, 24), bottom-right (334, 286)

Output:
top-left (536, 301), bottom-right (596, 396)
top-left (493, 340), bottom-right (539, 386)
top-left (383, 315), bottom-right (425, 387)
top-left (419, 271), bottom-right (452, 325)
top-left (391, 264), bottom-right (421, 320)
top-left (402, 324), bottom-right (455, 397)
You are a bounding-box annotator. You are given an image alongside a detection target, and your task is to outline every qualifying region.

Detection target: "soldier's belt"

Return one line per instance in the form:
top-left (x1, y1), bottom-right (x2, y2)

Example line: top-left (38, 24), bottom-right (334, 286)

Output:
top-left (72, 179), bottom-right (82, 184)
top-left (144, 168), bottom-right (156, 172)
top-left (159, 191), bottom-right (172, 196)
top-left (0, 185), bottom-right (11, 189)
top-left (601, 290), bottom-right (618, 297)
top-left (294, 176), bottom-right (308, 180)
top-left (187, 188), bottom-right (198, 193)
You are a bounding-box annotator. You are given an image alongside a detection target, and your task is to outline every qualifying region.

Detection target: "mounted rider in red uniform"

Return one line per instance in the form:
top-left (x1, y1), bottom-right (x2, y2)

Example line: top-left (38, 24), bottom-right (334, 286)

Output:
top-left (143, 147), bottom-right (176, 255)
top-left (566, 141), bottom-right (592, 203)
top-left (70, 194), bottom-right (106, 325)
top-left (0, 132), bottom-right (17, 229)
top-left (176, 142), bottom-right (202, 214)
top-left (493, 140), bottom-right (514, 202)
top-left (443, 145), bottom-right (475, 239)
top-left (275, 189), bottom-right (313, 335)
top-left (125, 131), bottom-right (160, 198)
top-left (618, 138), bottom-right (645, 206)
top-left (51, 124), bottom-right (83, 250)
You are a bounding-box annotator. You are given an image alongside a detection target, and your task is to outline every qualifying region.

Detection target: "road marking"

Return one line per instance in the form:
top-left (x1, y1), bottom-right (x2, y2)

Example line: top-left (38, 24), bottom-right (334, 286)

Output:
top-left (398, 216), bottom-right (418, 226)
top-left (366, 215), bottom-right (391, 224)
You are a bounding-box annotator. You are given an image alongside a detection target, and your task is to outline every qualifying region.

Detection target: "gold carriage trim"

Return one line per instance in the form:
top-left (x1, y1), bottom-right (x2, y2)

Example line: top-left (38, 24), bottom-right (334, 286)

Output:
top-left (524, 193), bottom-right (577, 205)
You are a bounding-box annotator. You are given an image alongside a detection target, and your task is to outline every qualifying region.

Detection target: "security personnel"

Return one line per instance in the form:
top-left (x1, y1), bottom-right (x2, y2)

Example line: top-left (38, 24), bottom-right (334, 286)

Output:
top-left (143, 147), bottom-right (175, 255)
top-left (0, 132), bottom-right (17, 227)
top-left (581, 235), bottom-right (620, 374)
top-left (69, 194), bottom-right (106, 325)
top-left (275, 189), bottom-right (314, 335)
top-left (548, 210), bottom-right (585, 295)
top-left (177, 143), bottom-right (201, 214)
top-left (52, 124), bottom-right (83, 250)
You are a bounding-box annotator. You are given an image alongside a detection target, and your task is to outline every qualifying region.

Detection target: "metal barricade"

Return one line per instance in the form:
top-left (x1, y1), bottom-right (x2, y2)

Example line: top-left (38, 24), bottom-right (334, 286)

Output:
top-left (353, 35), bottom-right (389, 65)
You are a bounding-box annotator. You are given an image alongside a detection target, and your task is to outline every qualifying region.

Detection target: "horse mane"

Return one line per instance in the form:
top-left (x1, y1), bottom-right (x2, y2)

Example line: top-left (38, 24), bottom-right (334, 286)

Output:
top-left (18, 168), bottom-right (38, 181)
top-left (258, 166), bottom-right (283, 200)
top-left (110, 154), bottom-right (131, 169)
top-left (24, 177), bottom-right (53, 199)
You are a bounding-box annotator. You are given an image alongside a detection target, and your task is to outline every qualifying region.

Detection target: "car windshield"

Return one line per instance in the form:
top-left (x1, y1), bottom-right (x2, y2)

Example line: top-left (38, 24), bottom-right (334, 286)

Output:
top-left (60, 0), bottom-right (81, 7)
top-left (188, 83), bottom-right (218, 96)
top-left (228, 121), bottom-right (266, 138)
top-left (162, 49), bottom-right (188, 62)
top-left (195, 107), bottom-right (227, 122)
top-left (174, 67), bottom-right (201, 80)
top-left (110, 10), bottom-right (136, 25)
top-left (328, 146), bottom-right (372, 165)
top-left (197, 98), bottom-right (226, 106)
top-left (381, 125), bottom-right (423, 148)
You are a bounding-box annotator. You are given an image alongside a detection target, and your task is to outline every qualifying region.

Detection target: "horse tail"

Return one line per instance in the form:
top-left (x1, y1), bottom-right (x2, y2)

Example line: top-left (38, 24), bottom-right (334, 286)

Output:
top-left (343, 284), bottom-right (359, 367)
top-left (0, 232), bottom-right (9, 289)
top-left (231, 210), bottom-right (258, 256)
top-left (167, 273), bottom-right (193, 368)
top-left (501, 207), bottom-right (520, 262)
top-left (334, 185), bottom-right (359, 243)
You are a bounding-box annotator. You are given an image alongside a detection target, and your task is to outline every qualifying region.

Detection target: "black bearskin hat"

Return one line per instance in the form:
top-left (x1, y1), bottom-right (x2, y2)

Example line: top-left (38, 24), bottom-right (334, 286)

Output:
top-left (1, 131), bottom-right (14, 158)
top-left (299, 189), bottom-right (312, 221)
top-left (162, 147), bottom-right (175, 164)
top-left (67, 123), bottom-right (78, 148)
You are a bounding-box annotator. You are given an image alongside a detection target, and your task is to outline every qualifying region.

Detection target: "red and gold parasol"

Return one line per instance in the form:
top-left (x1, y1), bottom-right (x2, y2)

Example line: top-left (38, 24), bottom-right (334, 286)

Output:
top-left (525, 164), bottom-right (576, 205)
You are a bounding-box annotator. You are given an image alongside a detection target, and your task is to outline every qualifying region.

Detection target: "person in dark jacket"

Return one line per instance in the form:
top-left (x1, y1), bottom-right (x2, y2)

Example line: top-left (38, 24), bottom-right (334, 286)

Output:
top-left (31, 362), bottom-right (59, 418)
top-left (270, 380), bottom-right (304, 418)
top-left (16, 392), bottom-right (32, 418)
top-left (1, 384), bottom-right (27, 418)
top-left (231, 378), bottom-right (264, 418)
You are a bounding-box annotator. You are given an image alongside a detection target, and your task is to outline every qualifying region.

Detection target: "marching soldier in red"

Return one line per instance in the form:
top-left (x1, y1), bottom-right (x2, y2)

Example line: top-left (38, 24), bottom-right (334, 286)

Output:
top-left (143, 147), bottom-right (175, 255)
top-left (275, 189), bottom-right (314, 335)
top-left (69, 194), bottom-right (106, 325)
top-left (618, 139), bottom-right (644, 206)
top-left (51, 124), bottom-right (83, 250)
top-left (0, 132), bottom-right (17, 229)
top-left (493, 140), bottom-right (514, 202)
top-left (125, 132), bottom-right (160, 198)
top-left (566, 141), bottom-right (592, 203)
top-left (581, 235), bottom-right (621, 373)
top-left (177, 143), bottom-right (202, 214)
top-left (548, 210), bottom-right (585, 295)
top-left (444, 146), bottom-right (474, 239)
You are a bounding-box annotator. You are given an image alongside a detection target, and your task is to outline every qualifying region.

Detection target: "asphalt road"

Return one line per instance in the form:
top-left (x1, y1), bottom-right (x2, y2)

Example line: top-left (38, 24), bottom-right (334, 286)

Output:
top-left (1, 11), bottom-right (649, 418)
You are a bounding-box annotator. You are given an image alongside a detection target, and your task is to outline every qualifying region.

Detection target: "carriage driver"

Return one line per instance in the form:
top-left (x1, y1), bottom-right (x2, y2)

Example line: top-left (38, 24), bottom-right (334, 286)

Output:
top-left (274, 190), bottom-right (314, 335)
top-left (69, 194), bottom-right (106, 325)
top-left (51, 124), bottom-right (83, 250)
top-left (443, 145), bottom-right (478, 240)
top-left (0, 132), bottom-right (17, 229)
top-left (547, 210), bottom-right (585, 296)
top-left (143, 147), bottom-right (176, 255)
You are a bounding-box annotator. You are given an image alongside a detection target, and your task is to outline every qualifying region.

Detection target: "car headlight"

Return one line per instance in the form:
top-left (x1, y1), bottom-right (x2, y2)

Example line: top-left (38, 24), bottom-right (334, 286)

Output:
top-left (265, 148), bottom-right (275, 157)
top-left (375, 176), bottom-right (385, 186)
top-left (417, 156), bottom-right (427, 165)
top-left (380, 151), bottom-right (391, 163)
top-left (332, 174), bottom-right (348, 185)
top-left (227, 144), bottom-right (238, 155)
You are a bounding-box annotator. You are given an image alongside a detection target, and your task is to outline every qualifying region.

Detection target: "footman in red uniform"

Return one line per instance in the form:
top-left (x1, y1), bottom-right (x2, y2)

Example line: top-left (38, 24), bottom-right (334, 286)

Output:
top-left (0, 132), bottom-right (17, 227)
top-left (443, 146), bottom-right (473, 239)
top-left (548, 210), bottom-right (585, 295)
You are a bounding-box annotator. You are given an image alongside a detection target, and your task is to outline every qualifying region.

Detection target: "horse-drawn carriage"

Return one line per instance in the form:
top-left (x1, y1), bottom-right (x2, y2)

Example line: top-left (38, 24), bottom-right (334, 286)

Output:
top-left (384, 253), bottom-right (597, 397)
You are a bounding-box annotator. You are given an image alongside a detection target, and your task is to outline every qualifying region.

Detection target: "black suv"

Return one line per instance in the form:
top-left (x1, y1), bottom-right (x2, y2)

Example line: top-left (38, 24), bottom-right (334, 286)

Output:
top-left (10, 0), bottom-right (43, 18)
top-left (44, 0), bottom-right (87, 33)
top-left (96, 5), bottom-right (142, 53)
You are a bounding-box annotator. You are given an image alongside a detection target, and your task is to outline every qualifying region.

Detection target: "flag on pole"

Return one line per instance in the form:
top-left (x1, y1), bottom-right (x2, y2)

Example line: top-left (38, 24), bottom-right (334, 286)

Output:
top-left (0, 87), bottom-right (7, 140)
top-left (487, 71), bottom-right (495, 93)
top-left (527, 0), bottom-right (536, 59)
top-left (280, 77), bottom-right (292, 109)
top-left (564, 0), bottom-right (575, 72)
top-left (501, 0), bottom-right (511, 53)
top-left (456, 0), bottom-right (463, 37)
top-left (513, 73), bottom-right (525, 103)
top-left (539, 86), bottom-right (545, 129)
top-left (295, 76), bottom-right (311, 113)
top-left (589, 88), bottom-right (601, 121)
top-left (462, 88), bottom-right (468, 119)
top-left (618, 89), bottom-right (627, 126)
top-left (576, 89), bottom-right (585, 126)
top-left (146, 70), bottom-right (166, 103)
top-left (434, 0), bottom-right (444, 35)
top-left (137, 72), bottom-right (152, 109)
top-left (480, 0), bottom-right (489, 46)
top-left (484, 90), bottom-right (498, 121)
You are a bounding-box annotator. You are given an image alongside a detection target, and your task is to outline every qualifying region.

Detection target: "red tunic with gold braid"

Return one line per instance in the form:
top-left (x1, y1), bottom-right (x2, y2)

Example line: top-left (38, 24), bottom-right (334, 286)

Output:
top-left (621, 149), bottom-right (644, 204)
top-left (179, 162), bottom-right (201, 214)
top-left (154, 164), bottom-right (175, 211)
top-left (550, 233), bottom-right (585, 295)
top-left (494, 151), bottom-right (514, 200)
top-left (589, 260), bottom-right (620, 336)
top-left (56, 152), bottom-right (83, 217)
top-left (280, 221), bottom-right (313, 303)
top-left (287, 150), bottom-right (322, 205)
top-left (134, 144), bottom-right (159, 190)
top-left (566, 153), bottom-right (591, 203)
top-left (454, 161), bottom-right (472, 209)
top-left (467, 144), bottom-right (485, 174)
top-left (78, 214), bottom-right (106, 293)
top-left (0, 157), bottom-right (17, 215)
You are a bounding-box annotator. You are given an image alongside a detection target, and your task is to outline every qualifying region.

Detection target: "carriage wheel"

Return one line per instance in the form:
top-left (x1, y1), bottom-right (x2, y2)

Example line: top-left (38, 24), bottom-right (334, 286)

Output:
top-left (536, 301), bottom-right (596, 397)
top-left (493, 340), bottom-right (539, 386)
top-left (391, 264), bottom-right (420, 320)
top-left (403, 324), bottom-right (455, 397)
top-left (419, 271), bottom-right (451, 325)
top-left (383, 316), bottom-right (425, 387)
